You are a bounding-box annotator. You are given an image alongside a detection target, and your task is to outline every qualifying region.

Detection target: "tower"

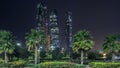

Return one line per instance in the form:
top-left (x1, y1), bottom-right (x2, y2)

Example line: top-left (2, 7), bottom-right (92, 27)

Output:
top-left (36, 3), bottom-right (50, 51)
top-left (36, 3), bottom-right (47, 31)
top-left (49, 9), bottom-right (60, 50)
top-left (65, 11), bottom-right (72, 51)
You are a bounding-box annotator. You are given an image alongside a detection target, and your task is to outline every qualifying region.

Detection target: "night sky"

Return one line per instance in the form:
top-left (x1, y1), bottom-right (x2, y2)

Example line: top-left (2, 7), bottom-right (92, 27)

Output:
top-left (0, 0), bottom-right (120, 50)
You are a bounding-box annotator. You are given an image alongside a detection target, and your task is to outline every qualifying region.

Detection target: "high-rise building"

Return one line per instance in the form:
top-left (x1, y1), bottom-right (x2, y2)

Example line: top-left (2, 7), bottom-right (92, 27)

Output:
top-left (35, 3), bottom-right (72, 51)
top-left (36, 3), bottom-right (47, 31)
top-left (36, 3), bottom-right (50, 51)
top-left (65, 11), bottom-right (72, 50)
top-left (49, 9), bottom-right (60, 50)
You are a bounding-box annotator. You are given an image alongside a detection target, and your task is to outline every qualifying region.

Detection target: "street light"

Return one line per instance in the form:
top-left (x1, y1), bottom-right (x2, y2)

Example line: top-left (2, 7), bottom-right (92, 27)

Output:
top-left (103, 53), bottom-right (106, 60)
top-left (103, 53), bottom-right (106, 56)
top-left (40, 46), bottom-right (42, 49)
top-left (16, 42), bottom-right (21, 46)
top-left (50, 46), bottom-right (55, 50)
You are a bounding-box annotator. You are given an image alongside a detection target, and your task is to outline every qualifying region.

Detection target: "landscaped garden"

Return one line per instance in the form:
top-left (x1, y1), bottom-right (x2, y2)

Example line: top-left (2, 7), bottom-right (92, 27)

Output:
top-left (89, 62), bottom-right (120, 68)
top-left (0, 29), bottom-right (120, 68)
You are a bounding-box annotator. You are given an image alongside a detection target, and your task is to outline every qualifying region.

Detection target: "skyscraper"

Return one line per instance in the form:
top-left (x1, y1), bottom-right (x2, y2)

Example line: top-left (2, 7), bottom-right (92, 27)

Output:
top-left (35, 3), bottom-right (72, 51)
top-left (36, 2), bottom-right (50, 51)
top-left (49, 9), bottom-right (60, 50)
top-left (65, 11), bottom-right (72, 51)
top-left (36, 3), bottom-right (47, 31)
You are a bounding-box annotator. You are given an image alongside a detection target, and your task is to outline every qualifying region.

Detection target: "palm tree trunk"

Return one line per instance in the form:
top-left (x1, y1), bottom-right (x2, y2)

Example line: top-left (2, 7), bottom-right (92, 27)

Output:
top-left (35, 45), bottom-right (38, 64)
top-left (4, 52), bottom-right (9, 63)
top-left (85, 51), bottom-right (87, 63)
top-left (81, 50), bottom-right (84, 65)
top-left (112, 53), bottom-right (115, 62)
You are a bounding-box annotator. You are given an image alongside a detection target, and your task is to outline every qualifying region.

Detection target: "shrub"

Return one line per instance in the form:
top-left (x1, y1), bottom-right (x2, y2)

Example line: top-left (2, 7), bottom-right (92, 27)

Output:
top-left (0, 59), bottom-right (5, 67)
top-left (26, 63), bottom-right (38, 68)
top-left (89, 62), bottom-right (120, 68)
top-left (87, 52), bottom-right (97, 60)
top-left (8, 60), bottom-right (28, 67)
top-left (40, 50), bottom-right (47, 59)
top-left (52, 48), bottom-right (63, 60)
top-left (39, 61), bottom-right (85, 68)
top-left (45, 52), bottom-right (52, 59)
top-left (70, 52), bottom-right (80, 59)
top-left (0, 58), bottom-right (4, 64)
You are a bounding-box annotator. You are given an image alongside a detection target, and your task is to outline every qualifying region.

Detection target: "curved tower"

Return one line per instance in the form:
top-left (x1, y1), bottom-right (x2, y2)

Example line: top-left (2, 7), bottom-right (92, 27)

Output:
top-left (49, 9), bottom-right (60, 50)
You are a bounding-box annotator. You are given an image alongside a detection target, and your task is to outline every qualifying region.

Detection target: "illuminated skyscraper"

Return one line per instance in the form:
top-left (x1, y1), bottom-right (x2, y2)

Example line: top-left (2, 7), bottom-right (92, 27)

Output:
top-left (36, 3), bottom-right (47, 31)
top-left (65, 11), bottom-right (72, 50)
top-left (49, 9), bottom-right (60, 50)
top-left (35, 3), bottom-right (72, 51)
top-left (36, 2), bottom-right (50, 51)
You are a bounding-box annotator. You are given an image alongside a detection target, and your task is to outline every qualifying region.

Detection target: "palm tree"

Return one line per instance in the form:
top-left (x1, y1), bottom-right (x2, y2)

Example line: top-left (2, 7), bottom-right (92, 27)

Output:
top-left (25, 29), bottom-right (45, 64)
top-left (72, 30), bottom-right (94, 65)
top-left (103, 34), bottom-right (120, 62)
top-left (0, 30), bottom-right (15, 63)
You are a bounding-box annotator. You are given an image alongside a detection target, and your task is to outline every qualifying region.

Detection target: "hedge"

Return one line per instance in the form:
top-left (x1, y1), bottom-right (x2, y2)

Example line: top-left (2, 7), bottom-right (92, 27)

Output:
top-left (89, 62), bottom-right (120, 68)
top-left (39, 61), bottom-right (85, 68)
top-left (8, 60), bottom-right (28, 67)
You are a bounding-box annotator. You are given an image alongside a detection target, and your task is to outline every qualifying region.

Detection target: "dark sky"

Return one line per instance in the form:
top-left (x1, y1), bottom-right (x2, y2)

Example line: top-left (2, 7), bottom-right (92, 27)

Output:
top-left (0, 0), bottom-right (120, 50)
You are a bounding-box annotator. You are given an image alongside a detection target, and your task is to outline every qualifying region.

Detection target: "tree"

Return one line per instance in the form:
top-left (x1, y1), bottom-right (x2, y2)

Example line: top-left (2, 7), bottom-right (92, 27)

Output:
top-left (25, 29), bottom-right (45, 64)
top-left (87, 51), bottom-right (98, 60)
top-left (12, 45), bottom-right (29, 60)
top-left (51, 47), bottom-right (63, 60)
top-left (70, 52), bottom-right (80, 59)
top-left (72, 30), bottom-right (94, 65)
top-left (40, 50), bottom-right (46, 59)
top-left (103, 34), bottom-right (120, 62)
top-left (0, 30), bottom-right (15, 63)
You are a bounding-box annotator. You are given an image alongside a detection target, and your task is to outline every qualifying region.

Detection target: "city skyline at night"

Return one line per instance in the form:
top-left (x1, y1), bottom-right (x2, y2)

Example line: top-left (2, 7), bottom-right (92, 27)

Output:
top-left (0, 0), bottom-right (120, 50)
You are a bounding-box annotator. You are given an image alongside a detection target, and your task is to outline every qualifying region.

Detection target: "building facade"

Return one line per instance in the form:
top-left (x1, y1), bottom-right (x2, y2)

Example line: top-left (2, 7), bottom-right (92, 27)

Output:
top-left (65, 11), bottom-right (73, 50)
top-left (36, 3), bottom-right (50, 51)
top-left (35, 3), bottom-right (72, 51)
top-left (49, 9), bottom-right (60, 50)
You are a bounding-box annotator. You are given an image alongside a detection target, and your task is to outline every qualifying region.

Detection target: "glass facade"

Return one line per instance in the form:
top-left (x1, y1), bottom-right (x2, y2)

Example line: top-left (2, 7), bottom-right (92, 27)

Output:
top-left (65, 11), bottom-right (72, 49)
top-left (49, 9), bottom-right (60, 50)
top-left (36, 3), bottom-right (50, 51)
